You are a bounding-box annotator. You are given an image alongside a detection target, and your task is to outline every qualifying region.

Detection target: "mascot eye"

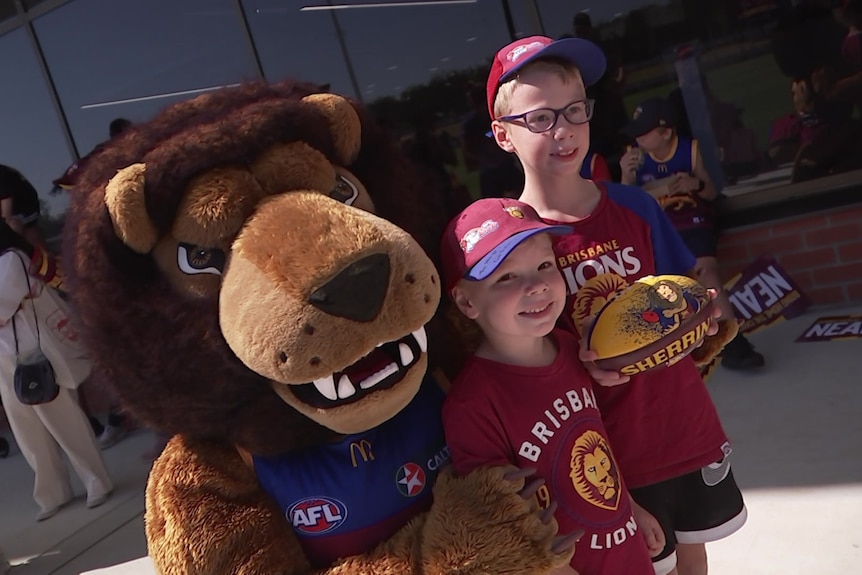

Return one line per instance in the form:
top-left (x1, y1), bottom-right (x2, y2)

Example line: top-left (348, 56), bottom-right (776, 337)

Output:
top-left (329, 175), bottom-right (359, 206)
top-left (177, 243), bottom-right (226, 276)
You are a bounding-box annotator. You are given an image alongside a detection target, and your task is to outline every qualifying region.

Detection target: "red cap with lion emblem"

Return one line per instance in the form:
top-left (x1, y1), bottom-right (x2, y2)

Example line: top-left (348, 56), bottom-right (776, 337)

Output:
top-left (439, 197), bottom-right (571, 293)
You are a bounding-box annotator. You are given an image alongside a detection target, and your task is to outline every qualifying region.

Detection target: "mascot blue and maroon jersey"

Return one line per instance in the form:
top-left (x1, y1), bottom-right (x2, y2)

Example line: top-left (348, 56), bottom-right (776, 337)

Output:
top-left (635, 136), bottom-right (713, 231)
top-left (545, 183), bottom-right (728, 489)
top-left (253, 378), bottom-right (448, 567)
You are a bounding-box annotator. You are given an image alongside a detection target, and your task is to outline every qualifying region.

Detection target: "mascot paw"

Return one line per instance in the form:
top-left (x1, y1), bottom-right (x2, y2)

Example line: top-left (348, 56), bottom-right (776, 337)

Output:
top-left (691, 318), bottom-right (739, 368)
top-left (420, 466), bottom-right (575, 575)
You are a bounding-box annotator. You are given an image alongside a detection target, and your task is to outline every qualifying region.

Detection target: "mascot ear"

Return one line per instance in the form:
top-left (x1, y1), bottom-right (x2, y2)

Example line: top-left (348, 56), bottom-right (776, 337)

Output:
top-left (301, 93), bottom-right (361, 165)
top-left (104, 162), bottom-right (159, 254)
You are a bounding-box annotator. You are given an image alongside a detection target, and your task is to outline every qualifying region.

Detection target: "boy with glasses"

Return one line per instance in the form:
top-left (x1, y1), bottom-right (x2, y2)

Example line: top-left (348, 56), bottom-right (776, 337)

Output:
top-left (486, 36), bottom-right (746, 575)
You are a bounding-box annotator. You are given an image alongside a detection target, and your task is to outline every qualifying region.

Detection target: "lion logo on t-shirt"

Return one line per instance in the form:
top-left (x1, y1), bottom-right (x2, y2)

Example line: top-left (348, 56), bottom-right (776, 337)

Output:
top-left (569, 430), bottom-right (621, 511)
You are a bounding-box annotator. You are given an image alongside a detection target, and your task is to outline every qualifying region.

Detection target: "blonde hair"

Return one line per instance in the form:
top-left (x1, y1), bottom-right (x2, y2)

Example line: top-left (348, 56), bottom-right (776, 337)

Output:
top-left (493, 58), bottom-right (584, 119)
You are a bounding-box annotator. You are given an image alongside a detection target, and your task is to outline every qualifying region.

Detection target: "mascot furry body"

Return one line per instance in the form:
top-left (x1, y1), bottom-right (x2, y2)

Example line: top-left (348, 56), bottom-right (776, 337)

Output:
top-left (63, 81), bottom-right (572, 574)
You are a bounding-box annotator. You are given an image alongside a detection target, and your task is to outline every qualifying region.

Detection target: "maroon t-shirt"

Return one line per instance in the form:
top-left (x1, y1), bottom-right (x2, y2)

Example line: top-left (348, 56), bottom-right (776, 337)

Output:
top-left (547, 184), bottom-right (728, 488)
top-left (443, 330), bottom-right (654, 575)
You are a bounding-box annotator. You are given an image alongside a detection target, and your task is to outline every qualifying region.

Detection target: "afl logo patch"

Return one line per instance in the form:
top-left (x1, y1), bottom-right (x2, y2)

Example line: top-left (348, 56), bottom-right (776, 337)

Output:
top-left (287, 497), bottom-right (348, 535)
top-left (395, 462), bottom-right (427, 497)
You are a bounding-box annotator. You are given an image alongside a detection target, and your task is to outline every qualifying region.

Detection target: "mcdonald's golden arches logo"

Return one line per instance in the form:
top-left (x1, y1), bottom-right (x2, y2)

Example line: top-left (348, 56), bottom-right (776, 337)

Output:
top-left (349, 439), bottom-right (375, 468)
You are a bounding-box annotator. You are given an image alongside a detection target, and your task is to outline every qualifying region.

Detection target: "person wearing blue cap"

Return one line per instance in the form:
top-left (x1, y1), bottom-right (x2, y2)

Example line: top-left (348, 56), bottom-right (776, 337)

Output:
top-left (484, 35), bottom-right (746, 575)
top-left (440, 196), bottom-right (661, 575)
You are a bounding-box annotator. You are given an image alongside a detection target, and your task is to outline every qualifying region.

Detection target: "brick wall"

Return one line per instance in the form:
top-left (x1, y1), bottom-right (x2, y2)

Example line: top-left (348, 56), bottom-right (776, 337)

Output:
top-left (717, 204), bottom-right (862, 306)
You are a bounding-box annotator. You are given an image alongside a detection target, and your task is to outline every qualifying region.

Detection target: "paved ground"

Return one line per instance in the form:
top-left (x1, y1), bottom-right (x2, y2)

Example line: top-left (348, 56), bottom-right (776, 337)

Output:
top-left (0, 304), bottom-right (860, 574)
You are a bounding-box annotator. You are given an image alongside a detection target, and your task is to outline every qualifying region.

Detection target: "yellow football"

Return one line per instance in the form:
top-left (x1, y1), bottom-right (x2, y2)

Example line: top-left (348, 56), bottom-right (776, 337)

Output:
top-left (583, 274), bottom-right (713, 376)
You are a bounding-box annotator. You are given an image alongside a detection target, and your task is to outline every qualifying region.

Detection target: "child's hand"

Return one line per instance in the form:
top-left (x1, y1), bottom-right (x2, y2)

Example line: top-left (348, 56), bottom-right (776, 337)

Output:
top-left (550, 565), bottom-right (580, 575)
top-left (577, 316), bottom-right (630, 386)
top-left (579, 339), bottom-right (631, 387)
top-left (619, 149), bottom-right (641, 184)
top-left (695, 288), bottom-right (723, 344)
top-left (631, 499), bottom-right (666, 558)
top-left (668, 173), bottom-right (699, 195)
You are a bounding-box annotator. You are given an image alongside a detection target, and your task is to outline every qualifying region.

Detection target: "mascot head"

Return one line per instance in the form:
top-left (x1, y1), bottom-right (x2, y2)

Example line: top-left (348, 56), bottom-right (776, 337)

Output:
top-left (63, 80), bottom-right (449, 454)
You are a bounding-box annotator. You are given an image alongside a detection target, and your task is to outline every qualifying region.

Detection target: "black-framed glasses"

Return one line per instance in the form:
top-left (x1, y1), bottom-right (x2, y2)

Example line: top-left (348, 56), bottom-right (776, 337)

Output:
top-left (498, 99), bottom-right (595, 133)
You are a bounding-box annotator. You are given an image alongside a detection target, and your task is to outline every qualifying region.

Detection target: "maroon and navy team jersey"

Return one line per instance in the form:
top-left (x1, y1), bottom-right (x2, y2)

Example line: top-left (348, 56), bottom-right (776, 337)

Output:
top-left (545, 182), bottom-right (728, 488)
top-left (580, 151), bottom-right (612, 182)
top-left (444, 330), bottom-right (655, 575)
top-left (253, 377), bottom-right (449, 568)
top-left (634, 136), bottom-right (713, 231)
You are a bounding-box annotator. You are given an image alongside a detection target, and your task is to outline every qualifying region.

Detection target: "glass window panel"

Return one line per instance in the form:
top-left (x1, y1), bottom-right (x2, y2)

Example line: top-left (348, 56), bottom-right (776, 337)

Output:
top-left (241, 0), bottom-right (359, 99)
top-left (0, 0), bottom-right (17, 21)
top-left (0, 28), bottom-right (74, 221)
top-left (23, 0), bottom-right (49, 10)
top-left (329, 1), bottom-right (511, 102)
top-left (507, 1), bottom-right (543, 39)
top-left (533, 0), bottom-right (862, 195)
top-left (34, 0), bottom-right (259, 156)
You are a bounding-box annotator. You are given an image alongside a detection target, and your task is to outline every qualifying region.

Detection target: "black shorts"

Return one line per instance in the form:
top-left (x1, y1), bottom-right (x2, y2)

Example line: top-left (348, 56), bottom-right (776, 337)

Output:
top-left (678, 227), bottom-right (717, 258)
top-left (630, 455), bottom-right (747, 573)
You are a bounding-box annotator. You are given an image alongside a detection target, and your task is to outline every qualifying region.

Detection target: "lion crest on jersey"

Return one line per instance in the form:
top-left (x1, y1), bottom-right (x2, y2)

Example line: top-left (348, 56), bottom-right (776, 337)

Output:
top-left (569, 430), bottom-right (621, 511)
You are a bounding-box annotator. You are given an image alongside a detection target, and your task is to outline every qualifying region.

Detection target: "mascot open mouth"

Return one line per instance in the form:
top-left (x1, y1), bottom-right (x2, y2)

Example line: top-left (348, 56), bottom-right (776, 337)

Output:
top-left (291, 326), bottom-right (428, 408)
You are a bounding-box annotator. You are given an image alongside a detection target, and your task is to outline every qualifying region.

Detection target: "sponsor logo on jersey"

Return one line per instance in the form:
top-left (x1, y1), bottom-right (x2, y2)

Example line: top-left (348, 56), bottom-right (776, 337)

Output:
top-left (427, 445), bottom-right (451, 471)
top-left (349, 439), bottom-right (375, 468)
top-left (395, 462), bottom-right (426, 497)
top-left (288, 497), bottom-right (348, 535)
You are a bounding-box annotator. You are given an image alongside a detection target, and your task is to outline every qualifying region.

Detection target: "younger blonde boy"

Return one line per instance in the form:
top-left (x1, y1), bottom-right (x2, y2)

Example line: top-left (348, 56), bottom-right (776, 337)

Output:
top-left (441, 197), bottom-right (660, 575)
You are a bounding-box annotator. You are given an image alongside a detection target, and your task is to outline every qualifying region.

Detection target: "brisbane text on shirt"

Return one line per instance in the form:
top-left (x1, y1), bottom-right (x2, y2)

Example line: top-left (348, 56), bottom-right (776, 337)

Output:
top-left (518, 384), bottom-right (641, 552)
top-left (518, 385), bottom-right (598, 463)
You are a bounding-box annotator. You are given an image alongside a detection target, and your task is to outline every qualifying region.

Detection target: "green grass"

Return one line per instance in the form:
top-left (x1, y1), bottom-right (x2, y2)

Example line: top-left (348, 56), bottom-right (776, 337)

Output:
top-left (624, 54), bottom-right (794, 150)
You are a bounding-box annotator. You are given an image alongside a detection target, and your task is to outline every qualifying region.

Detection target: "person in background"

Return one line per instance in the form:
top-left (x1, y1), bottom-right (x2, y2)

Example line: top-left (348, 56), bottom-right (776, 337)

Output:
top-left (619, 97), bottom-right (765, 371)
top-left (53, 118), bottom-right (132, 192)
top-left (0, 221), bottom-right (112, 521)
top-left (54, 118), bottom-right (133, 450)
top-left (667, 74), bottom-right (762, 182)
top-left (462, 86), bottom-right (524, 198)
top-left (567, 11), bottom-right (629, 182)
top-left (403, 108), bottom-right (471, 220)
top-left (0, 165), bottom-right (42, 248)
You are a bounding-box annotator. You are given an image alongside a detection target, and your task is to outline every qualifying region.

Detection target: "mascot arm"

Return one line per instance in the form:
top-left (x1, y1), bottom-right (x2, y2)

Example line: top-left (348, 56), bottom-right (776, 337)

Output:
top-left (146, 436), bottom-right (313, 575)
top-left (418, 466), bottom-right (574, 575)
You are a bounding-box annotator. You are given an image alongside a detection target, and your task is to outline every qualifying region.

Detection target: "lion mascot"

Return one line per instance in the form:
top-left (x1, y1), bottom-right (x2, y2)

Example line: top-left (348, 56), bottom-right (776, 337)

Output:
top-left (61, 80), bottom-right (574, 575)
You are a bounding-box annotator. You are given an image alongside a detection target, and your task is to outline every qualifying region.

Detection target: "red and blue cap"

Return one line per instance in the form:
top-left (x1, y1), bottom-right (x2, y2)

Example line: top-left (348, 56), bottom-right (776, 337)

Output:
top-left (486, 35), bottom-right (607, 118)
top-left (440, 197), bottom-right (572, 293)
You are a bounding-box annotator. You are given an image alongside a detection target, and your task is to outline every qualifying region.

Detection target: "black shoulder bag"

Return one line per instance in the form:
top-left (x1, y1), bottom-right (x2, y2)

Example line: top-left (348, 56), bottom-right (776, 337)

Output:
top-left (10, 252), bottom-right (58, 405)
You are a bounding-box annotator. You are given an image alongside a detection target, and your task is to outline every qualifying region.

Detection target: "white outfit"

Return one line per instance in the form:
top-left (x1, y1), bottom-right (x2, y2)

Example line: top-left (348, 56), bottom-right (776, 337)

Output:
top-left (0, 249), bottom-right (112, 513)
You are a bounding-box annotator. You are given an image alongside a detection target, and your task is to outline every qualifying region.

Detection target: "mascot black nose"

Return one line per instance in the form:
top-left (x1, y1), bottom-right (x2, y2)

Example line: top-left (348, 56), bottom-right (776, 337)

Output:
top-left (309, 253), bottom-right (391, 322)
